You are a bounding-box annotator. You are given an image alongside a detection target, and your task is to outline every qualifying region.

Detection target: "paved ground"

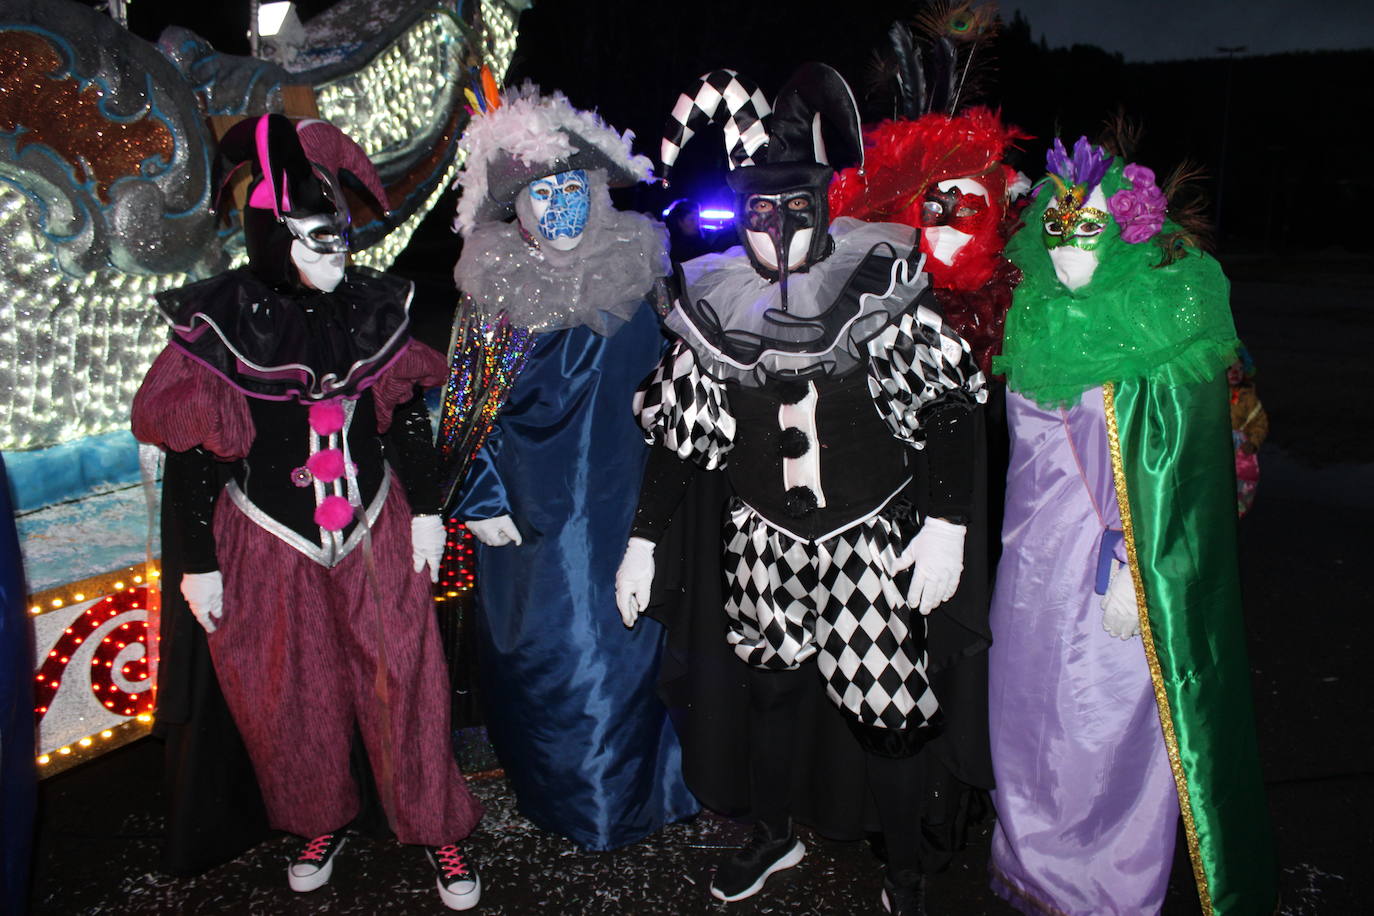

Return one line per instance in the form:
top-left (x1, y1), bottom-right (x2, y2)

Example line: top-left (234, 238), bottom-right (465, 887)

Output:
top-left (28, 256), bottom-right (1374, 914)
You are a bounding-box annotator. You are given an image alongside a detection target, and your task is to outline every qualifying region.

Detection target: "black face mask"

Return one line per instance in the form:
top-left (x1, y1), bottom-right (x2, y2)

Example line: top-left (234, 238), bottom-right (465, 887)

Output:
top-left (736, 188), bottom-right (834, 310)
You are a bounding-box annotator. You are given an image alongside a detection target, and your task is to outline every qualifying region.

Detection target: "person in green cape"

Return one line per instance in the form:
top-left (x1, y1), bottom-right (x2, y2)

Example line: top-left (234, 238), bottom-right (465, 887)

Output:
top-left (986, 136), bottom-right (1276, 915)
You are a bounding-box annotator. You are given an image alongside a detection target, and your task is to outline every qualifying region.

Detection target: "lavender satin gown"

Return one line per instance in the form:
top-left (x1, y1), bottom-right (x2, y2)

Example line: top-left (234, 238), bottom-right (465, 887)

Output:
top-left (988, 388), bottom-right (1178, 915)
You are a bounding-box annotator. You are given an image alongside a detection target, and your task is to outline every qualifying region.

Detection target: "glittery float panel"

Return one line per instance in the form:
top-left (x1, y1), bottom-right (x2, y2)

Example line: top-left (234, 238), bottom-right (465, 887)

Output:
top-left (0, 184), bottom-right (184, 450)
top-left (437, 306), bottom-right (534, 506)
top-left (0, 31), bottom-right (174, 205)
top-left (0, 4), bottom-right (522, 452)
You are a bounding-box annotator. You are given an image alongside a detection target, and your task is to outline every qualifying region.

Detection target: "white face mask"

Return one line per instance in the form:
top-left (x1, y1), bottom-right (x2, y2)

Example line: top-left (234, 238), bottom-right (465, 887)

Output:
top-left (526, 170), bottom-right (590, 252)
top-left (291, 240), bottom-right (346, 292)
top-left (1043, 185), bottom-right (1108, 290)
top-left (1047, 245), bottom-right (1100, 291)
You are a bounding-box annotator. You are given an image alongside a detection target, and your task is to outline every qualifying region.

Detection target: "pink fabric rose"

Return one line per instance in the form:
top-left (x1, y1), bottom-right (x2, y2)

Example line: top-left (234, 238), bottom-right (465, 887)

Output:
top-left (314, 495), bottom-right (354, 531)
top-left (309, 400), bottom-right (346, 436)
top-left (1107, 164), bottom-right (1168, 244)
top-left (306, 448), bottom-right (346, 483)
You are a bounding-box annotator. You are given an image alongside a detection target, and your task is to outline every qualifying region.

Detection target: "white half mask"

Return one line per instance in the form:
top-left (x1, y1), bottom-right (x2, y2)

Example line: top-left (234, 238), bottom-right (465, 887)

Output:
top-left (291, 240), bottom-right (346, 293)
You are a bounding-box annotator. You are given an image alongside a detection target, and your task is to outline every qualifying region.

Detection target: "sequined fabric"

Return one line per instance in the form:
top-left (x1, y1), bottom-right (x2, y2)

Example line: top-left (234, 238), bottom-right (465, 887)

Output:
top-left (436, 303), bottom-right (534, 505)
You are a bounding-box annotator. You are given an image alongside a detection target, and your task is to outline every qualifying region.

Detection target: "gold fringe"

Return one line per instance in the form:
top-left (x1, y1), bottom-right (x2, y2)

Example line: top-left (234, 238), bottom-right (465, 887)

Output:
top-left (1103, 382), bottom-right (1214, 915)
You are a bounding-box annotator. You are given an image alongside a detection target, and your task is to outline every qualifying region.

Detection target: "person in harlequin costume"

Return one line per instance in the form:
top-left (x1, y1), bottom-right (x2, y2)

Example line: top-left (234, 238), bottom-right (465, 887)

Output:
top-left (446, 83), bottom-right (698, 851)
top-left (614, 63), bottom-right (986, 914)
top-left (829, 96), bottom-right (1028, 877)
top-left (131, 114), bottom-right (484, 910)
top-left (987, 136), bottom-right (1276, 915)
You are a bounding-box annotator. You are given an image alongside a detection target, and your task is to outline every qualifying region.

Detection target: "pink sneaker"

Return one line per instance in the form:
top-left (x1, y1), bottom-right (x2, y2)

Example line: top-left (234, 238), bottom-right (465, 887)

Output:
top-left (287, 832), bottom-right (347, 892)
top-left (426, 844), bottom-right (482, 910)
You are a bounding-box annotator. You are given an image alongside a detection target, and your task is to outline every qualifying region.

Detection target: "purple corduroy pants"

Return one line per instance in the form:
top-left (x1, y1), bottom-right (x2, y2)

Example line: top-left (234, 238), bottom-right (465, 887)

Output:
top-left (208, 479), bottom-right (483, 845)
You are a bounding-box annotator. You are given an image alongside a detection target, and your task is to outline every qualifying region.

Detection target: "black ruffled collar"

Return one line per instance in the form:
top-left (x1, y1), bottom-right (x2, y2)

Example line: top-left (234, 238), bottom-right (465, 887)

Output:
top-left (157, 266), bottom-right (414, 401)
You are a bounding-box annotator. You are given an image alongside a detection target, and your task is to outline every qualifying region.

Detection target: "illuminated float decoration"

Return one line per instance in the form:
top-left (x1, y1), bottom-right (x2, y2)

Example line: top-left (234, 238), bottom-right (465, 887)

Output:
top-left (0, 0), bottom-right (523, 775)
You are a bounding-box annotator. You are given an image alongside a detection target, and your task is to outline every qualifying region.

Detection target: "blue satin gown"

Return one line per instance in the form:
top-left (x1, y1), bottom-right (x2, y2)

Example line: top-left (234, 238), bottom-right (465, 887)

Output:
top-left (454, 303), bottom-right (699, 850)
top-left (1, 454), bottom-right (36, 914)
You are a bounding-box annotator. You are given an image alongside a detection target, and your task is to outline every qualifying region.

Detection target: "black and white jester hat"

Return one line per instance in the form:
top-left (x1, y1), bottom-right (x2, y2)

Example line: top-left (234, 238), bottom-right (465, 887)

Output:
top-left (661, 63), bottom-right (864, 276)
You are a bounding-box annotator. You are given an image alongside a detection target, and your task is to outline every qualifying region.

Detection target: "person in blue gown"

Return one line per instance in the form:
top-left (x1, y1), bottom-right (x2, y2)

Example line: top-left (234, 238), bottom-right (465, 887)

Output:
top-left (445, 84), bottom-right (698, 850)
top-left (1, 453), bottom-right (36, 915)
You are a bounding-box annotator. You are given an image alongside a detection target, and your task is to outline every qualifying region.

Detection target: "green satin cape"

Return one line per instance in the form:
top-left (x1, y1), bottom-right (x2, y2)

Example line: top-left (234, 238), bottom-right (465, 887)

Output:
top-left (1106, 376), bottom-right (1277, 915)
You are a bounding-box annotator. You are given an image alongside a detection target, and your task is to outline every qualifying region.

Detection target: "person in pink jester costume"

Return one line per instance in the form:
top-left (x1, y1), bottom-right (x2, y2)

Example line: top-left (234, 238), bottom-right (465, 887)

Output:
top-left (131, 114), bottom-right (483, 910)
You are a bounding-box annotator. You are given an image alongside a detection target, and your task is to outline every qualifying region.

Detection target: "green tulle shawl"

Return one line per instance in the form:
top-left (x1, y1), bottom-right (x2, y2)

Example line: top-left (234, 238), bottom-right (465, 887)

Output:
top-left (994, 160), bottom-right (1238, 406)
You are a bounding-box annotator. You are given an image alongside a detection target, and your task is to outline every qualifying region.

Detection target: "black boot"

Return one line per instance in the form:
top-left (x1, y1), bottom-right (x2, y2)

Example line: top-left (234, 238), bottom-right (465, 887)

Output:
top-left (881, 867), bottom-right (928, 915)
top-left (709, 820), bottom-right (805, 902)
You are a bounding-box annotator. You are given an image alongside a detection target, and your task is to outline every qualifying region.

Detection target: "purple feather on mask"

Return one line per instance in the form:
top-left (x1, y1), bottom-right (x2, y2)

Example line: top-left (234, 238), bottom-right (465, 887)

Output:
top-left (1046, 136), bottom-right (1111, 191)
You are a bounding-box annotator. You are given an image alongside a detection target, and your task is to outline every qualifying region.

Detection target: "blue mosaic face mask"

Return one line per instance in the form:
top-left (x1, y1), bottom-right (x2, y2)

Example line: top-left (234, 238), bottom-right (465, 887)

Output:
top-left (527, 169), bottom-right (590, 250)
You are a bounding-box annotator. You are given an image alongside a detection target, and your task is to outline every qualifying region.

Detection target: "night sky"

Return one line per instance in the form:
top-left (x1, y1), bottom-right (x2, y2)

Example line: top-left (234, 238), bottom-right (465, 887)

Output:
top-left (1009, 0), bottom-right (1374, 61)
top-left (97, 0), bottom-right (1374, 64)
top-left (81, 0), bottom-right (1373, 251)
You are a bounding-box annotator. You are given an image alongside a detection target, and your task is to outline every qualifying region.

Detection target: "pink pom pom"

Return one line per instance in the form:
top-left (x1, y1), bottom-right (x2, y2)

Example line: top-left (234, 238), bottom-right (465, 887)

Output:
top-left (306, 448), bottom-right (346, 482)
top-left (315, 495), bottom-right (354, 531)
top-left (309, 401), bottom-right (346, 435)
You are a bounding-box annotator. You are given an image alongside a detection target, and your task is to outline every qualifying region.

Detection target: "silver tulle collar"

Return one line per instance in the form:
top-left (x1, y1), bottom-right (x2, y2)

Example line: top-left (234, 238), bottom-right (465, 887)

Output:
top-left (454, 188), bottom-right (669, 336)
top-left (666, 218), bottom-right (927, 383)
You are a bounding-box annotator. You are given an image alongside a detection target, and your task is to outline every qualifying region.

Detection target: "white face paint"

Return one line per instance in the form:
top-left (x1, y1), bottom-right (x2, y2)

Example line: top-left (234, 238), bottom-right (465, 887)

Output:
top-left (744, 227), bottom-right (814, 271)
top-left (291, 240), bottom-right (346, 292)
top-left (920, 178), bottom-right (990, 267)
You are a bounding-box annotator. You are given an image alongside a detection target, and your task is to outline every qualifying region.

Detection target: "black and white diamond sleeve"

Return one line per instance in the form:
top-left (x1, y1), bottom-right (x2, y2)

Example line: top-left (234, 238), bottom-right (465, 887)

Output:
top-left (866, 301), bottom-right (988, 449)
top-left (633, 339), bottom-right (736, 470)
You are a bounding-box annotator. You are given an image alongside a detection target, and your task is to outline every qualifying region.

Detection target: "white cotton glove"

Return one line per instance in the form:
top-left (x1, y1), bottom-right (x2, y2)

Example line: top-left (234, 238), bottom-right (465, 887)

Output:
top-left (895, 517), bottom-right (966, 616)
top-left (1101, 562), bottom-right (1141, 640)
top-left (411, 514), bottom-right (446, 582)
top-left (614, 537), bottom-right (656, 628)
top-left (180, 571), bottom-right (224, 634)
top-left (465, 515), bottom-right (523, 547)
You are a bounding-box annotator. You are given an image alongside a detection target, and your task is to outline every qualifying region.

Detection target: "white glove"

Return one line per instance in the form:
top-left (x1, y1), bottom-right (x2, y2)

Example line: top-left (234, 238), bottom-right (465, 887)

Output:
top-left (465, 515), bottom-right (523, 547)
top-left (411, 514), bottom-right (446, 582)
top-left (181, 571), bottom-right (224, 634)
top-left (895, 517), bottom-right (966, 616)
top-left (614, 537), bottom-right (656, 628)
top-left (1101, 562), bottom-right (1141, 640)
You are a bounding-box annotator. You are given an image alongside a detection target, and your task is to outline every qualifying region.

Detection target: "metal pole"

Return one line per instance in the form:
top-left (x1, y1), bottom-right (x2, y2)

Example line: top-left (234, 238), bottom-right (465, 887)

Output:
top-left (1215, 45), bottom-right (1247, 241)
top-left (249, 0), bottom-right (260, 58)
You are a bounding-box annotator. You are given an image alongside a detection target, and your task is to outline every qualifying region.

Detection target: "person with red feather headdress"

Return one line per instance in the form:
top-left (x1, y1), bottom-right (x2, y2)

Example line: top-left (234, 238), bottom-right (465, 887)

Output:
top-left (828, 2), bottom-right (1029, 894)
top-left (131, 115), bottom-right (484, 910)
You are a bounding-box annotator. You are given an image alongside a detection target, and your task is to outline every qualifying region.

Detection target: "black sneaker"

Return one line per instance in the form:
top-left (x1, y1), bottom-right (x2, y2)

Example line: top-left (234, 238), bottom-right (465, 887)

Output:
top-left (287, 832), bottom-right (347, 892)
top-left (709, 821), bottom-right (805, 902)
top-left (426, 844), bottom-right (482, 911)
top-left (881, 868), bottom-right (928, 915)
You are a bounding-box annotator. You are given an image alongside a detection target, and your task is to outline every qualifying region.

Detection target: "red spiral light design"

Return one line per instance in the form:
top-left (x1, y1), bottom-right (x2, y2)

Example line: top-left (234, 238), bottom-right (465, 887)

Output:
top-left (33, 586), bottom-right (153, 723)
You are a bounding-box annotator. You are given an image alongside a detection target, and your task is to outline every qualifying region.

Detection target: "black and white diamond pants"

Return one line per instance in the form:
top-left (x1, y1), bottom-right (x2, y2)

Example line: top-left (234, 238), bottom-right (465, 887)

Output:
top-left (722, 500), bottom-right (941, 732)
